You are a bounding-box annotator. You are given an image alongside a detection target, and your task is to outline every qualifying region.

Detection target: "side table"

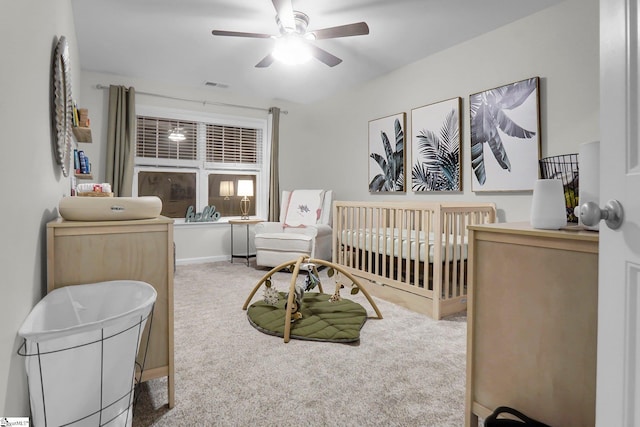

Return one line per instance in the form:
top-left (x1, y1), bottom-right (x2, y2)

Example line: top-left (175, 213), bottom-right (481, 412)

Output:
top-left (229, 219), bottom-right (263, 266)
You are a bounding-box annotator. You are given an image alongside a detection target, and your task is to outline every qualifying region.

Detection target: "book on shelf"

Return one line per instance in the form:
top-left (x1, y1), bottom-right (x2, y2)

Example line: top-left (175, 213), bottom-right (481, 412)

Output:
top-left (72, 102), bottom-right (79, 127)
top-left (77, 150), bottom-right (90, 174)
top-left (73, 149), bottom-right (80, 173)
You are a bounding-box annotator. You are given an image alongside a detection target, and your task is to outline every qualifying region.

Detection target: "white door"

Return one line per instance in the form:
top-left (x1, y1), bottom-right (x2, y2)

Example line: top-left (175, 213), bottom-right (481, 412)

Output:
top-left (597, 0), bottom-right (640, 424)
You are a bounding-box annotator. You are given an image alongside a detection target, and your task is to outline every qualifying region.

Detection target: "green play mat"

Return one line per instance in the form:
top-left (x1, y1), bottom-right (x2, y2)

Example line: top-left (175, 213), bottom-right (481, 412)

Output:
top-left (247, 292), bottom-right (368, 343)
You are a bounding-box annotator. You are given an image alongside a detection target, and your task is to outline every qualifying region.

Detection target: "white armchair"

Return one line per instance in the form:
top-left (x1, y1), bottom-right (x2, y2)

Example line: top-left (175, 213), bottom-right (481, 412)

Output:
top-left (254, 190), bottom-right (333, 268)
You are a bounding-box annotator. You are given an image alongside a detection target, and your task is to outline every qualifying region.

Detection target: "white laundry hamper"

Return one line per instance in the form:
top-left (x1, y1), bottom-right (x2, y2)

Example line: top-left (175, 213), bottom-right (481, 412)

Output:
top-left (18, 280), bottom-right (157, 427)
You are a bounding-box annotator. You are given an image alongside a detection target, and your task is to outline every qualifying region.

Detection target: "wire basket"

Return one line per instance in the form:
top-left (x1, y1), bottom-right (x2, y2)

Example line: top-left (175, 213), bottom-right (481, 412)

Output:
top-left (539, 154), bottom-right (579, 223)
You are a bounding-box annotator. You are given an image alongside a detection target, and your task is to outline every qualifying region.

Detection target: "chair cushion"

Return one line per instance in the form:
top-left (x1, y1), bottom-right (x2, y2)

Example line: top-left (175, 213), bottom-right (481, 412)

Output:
top-left (283, 190), bottom-right (325, 227)
top-left (255, 232), bottom-right (313, 253)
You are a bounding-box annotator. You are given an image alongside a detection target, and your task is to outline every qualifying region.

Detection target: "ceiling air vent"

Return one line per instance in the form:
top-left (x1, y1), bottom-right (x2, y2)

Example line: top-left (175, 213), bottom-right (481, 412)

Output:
top-left (205, 81), bottom-right (229, 89)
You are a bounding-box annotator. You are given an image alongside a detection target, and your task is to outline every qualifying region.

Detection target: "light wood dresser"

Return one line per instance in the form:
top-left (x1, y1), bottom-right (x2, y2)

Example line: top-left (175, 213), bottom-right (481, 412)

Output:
top-left (46, 216), bottom-right (175, 408)
top-left (465, 222), bottom-right (598, 427)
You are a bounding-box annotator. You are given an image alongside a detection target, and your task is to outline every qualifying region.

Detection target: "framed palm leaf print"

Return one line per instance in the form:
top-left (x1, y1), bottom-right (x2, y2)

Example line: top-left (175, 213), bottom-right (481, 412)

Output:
top-left (368, 112), bottom-right (406, 192)
top-left (470, 77), bottom-right (540, 192)
top-left (411, 97), bottom-right (462, 192)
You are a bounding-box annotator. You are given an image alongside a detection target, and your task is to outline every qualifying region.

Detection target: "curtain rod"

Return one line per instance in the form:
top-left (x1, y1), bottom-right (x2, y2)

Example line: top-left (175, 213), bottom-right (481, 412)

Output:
top-left (94, 84), bottom-right (287, 115)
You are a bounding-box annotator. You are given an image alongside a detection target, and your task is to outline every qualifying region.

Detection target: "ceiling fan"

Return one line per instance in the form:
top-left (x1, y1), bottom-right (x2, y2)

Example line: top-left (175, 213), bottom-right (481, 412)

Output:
top-left (211, 0), bottom-right (369, 68)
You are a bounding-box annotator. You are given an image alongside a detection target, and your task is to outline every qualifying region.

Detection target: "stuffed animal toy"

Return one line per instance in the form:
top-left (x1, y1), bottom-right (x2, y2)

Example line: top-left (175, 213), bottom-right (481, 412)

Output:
top-left (285, 285), bottom-right (305, 322)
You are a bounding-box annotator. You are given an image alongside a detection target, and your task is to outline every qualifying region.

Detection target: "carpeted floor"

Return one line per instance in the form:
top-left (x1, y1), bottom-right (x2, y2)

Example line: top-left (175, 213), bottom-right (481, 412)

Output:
top-left (132, 261), bottom-right (467, 426)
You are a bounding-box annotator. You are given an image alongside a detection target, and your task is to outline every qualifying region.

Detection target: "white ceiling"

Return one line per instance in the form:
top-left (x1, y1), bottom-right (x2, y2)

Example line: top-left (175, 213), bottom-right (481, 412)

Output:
top-left (71, 0), bottom-right (564, 105)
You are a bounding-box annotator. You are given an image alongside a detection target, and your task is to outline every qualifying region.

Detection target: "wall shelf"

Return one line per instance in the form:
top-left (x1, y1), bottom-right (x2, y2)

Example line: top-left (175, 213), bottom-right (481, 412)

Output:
top-left (72, 126), bottom-right (92, 143)
top-left (74, 172), bottom-right (93, 180)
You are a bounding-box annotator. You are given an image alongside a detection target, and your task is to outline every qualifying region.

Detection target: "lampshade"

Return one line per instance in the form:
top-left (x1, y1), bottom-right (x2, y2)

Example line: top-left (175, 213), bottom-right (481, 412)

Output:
top-left (219, 181), bottom-right (234, 198)
top-left (530, 179), bottom-right (567, 230)
top-left (237, 180), bottom-right (254, 197)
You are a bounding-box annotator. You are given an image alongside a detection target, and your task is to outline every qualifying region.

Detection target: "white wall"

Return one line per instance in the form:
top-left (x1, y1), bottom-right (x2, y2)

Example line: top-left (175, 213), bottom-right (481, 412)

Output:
top-left (0, 0), bottom-right (80, 415)
top-left (280, 0), bottom-right (599, 222)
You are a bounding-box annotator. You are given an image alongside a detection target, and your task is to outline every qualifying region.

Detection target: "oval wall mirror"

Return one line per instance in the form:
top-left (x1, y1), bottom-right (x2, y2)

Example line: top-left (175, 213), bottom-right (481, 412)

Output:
top-left (52, 36), bottom-right (73, 177)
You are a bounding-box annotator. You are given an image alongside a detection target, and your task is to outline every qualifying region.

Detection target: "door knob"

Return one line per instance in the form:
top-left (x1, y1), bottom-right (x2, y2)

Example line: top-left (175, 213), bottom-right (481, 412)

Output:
top-left (574, 200), bottom-right (624, 230)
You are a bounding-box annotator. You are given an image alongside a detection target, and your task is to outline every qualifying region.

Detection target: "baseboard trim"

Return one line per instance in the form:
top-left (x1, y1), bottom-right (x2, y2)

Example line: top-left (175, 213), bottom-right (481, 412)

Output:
top-left (176, 255), bottom-right (229, 265)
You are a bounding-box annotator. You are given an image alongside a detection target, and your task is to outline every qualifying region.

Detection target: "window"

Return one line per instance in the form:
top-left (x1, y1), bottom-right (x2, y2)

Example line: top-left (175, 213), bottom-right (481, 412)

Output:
top-left (133, 106), bottom-right (269, 222)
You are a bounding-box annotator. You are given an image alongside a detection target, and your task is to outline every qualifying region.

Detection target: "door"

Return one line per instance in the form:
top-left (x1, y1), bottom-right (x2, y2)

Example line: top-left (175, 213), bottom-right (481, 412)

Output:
top-left (598, 0), bottom-right (640, 424)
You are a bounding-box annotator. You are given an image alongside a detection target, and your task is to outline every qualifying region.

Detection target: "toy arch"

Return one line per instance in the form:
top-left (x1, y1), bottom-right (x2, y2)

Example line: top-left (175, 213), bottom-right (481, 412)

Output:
top-left (243, 256), bottom-right (383, 343)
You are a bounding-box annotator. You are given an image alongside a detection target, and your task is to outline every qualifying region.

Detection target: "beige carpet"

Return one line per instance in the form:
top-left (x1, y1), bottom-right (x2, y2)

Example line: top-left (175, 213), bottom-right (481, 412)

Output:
top-left (132, 261), bottom-right (467, 426)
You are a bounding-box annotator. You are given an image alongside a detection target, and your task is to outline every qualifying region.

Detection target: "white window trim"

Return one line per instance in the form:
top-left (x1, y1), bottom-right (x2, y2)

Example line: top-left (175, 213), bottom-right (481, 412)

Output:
top-left (133, 105), bottom-right (270, 224)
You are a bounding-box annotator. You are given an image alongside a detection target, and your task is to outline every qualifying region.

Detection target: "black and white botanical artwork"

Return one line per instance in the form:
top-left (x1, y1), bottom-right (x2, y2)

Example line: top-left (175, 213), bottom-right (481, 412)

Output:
top-left (411, 98), bottom-right (461, 192)
top-left (470, 77), bottom-right (540, 191)
top-left (368, 113), bottom-right (406, 192)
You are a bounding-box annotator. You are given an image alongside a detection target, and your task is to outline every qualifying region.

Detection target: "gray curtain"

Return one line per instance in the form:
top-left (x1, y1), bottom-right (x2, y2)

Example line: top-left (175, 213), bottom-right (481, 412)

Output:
top-left (106, 85), bottom-right (136, 197)
top-left (268, 107), bottom-right (280, 221)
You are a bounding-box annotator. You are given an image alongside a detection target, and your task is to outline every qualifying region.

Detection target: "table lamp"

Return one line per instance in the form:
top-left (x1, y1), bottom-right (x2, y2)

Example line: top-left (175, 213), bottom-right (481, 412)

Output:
top-left (219, 181), bottom-right (234, 200)
top-left (237, 180), bottom-right (254, 219)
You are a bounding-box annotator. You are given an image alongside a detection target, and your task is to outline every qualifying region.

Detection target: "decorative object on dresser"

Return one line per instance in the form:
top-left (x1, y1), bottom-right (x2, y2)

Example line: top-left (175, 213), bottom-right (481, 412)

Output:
top-left (529, 179), bottom-right (567, 230)
top-left (332, 200), bottom-right (496, 320)
top-left (538, 153), bottom-right (580, 223)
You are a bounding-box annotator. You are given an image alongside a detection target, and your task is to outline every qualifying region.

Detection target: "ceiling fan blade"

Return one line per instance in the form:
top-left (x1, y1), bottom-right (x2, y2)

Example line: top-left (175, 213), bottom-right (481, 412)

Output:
top-left (211, 30), bottom-right (272, 39)
top-left (308, 44), bottom-right (342, 67)
top-left (271, 0), bottom-right (295, 31)
top-left (255, 54), bottom-right (275, 68)
top-left (311, 22), bottom-right (370, 40)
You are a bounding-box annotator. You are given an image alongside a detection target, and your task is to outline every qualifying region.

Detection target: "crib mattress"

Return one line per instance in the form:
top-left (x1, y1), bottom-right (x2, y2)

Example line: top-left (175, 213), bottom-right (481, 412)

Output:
top-left (340, 228), bottom-right (468, 263)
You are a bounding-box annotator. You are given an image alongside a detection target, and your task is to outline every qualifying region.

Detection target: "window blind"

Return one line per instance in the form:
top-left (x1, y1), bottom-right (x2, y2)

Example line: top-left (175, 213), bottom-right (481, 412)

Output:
top-left (205, 124), bottom-right (261, 164)
top-left (136, 116), bottom-right (198, 160)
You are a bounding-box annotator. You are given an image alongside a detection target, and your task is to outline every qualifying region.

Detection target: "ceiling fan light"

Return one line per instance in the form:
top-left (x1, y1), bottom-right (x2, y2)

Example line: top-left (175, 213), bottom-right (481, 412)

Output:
top-left (168, 127), bottom-right (186, 142)
top-left (272, 35), bottom-right (311, 65)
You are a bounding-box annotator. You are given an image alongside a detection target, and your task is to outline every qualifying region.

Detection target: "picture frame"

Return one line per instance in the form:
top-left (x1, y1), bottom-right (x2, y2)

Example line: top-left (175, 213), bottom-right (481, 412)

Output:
top-left (411, 97), bottom-right (462, 192)
top-left (469, 77), bottom-right (540, 192)
top-left (368, 112), bottom-right (406, 192)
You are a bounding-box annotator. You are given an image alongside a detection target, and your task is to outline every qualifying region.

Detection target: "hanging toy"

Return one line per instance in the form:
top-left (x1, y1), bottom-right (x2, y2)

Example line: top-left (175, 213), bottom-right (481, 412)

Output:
top-left (329, 272), bottom-right (345, 302)
top-left (304, 265), bottom-right (321, 291)
top-left (263, 278), bottom-right (280, 305)
top-left (285, 285), bottom-right (304, 322)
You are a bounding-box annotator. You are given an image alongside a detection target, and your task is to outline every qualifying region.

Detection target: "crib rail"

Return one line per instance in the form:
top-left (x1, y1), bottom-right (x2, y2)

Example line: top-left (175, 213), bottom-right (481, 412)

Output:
top-left (332, 201), bottom-right (496, 318)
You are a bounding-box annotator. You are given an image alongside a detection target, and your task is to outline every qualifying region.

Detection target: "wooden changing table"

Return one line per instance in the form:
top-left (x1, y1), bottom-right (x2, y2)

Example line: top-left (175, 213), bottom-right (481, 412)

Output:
top-left (46, 216), bottom-right (175, 408)
top-left (465, 222), bottom-right (598, 427)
